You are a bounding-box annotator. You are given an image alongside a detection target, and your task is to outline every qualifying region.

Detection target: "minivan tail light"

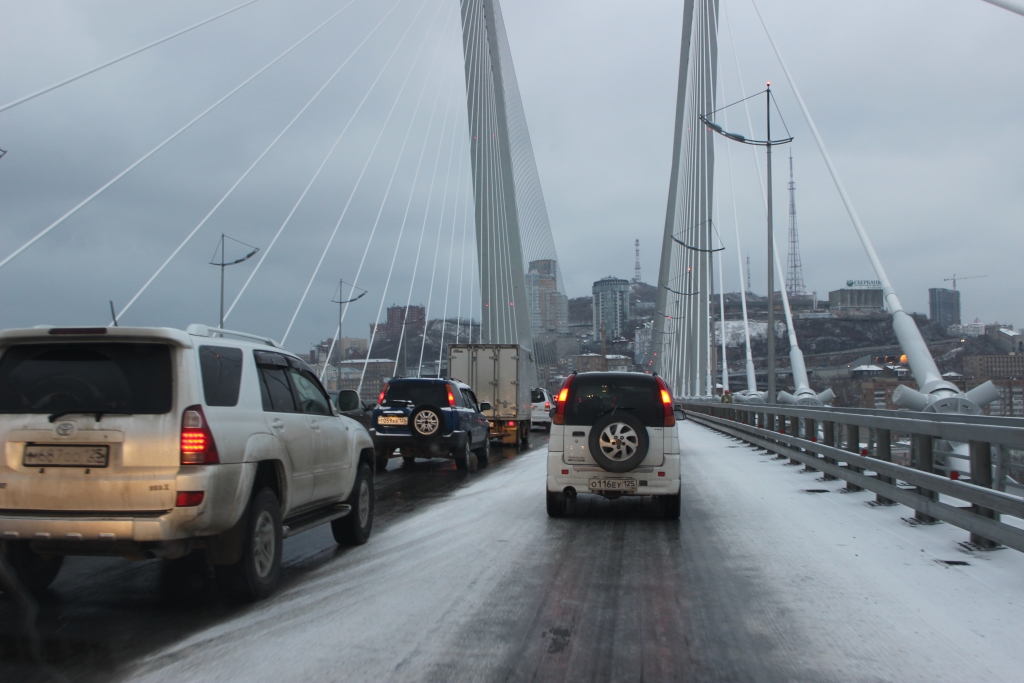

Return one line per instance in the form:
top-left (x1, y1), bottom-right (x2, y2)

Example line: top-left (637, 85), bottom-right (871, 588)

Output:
top-left (655, 376), bottom-right (675, 427)
top-left (553, 374), bottom-right (575, 425)
top-left (181, 405), bottom-right (219, 465)
top-left (545, 401), bottom-right (550, 410)
top-left (447, 384), bottom-right (456, 407)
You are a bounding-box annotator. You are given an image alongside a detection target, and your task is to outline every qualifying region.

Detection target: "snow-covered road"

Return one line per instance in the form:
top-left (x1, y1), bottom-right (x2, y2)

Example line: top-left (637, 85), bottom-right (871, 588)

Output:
top-left (5, 422), bottom-right (1023, 682)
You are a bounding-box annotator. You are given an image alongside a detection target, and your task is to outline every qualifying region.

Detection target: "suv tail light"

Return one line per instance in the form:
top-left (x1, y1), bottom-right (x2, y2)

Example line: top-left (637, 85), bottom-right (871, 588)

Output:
top-left (553, 374), bottom-right (575, 425)
top-left (181, 405), bottom-right (219, 465)
top-left (655, 376), bottom-right (675, 427)
top-left (378, 386), bottom-right (387, 406)
top-left (447, 384), bottom-right (456, 407)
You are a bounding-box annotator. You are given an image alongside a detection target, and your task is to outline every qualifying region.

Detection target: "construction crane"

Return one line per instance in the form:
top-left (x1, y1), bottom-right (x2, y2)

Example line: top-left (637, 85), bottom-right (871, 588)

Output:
top-left (943, 274), bottom-right (988, 291)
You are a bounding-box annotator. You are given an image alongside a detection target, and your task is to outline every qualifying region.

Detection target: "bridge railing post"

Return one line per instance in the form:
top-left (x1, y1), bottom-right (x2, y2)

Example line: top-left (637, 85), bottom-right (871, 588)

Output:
top-left (788, 414), bottom-right (800, 465)
top-left (844, 423), bottom-right (863, 492)
top-left (969, 440), bottom-right (998, 548)
top-left (874, 428), bottom-right (895, 505)
top-left (822, 421), bottom-right (837, 481)
top-left (802, 417), bottom-right (818, 473)
top-left (913, 433), bottom-right (937, 524)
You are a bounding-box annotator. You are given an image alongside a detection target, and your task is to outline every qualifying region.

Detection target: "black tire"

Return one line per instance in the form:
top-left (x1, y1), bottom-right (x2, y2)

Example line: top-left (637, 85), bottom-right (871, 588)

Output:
top-left (520, 422), bottom-right (531, 445)
top-left (3, 541), bottom-right (63, 591)
top-left (663, 492), bottom-right (681, 520)
top-left (453, 440), bottom-right (473, 471)
top-left (375, 445), bottom-right (392, 473)
top-left (588, 411), bottom-right (649, 473)
top-left (473, 436), bottom-right (490, 463)
top-left (546, 490), bottom-right (566, 518)
top-left (332, 462), bottom-right (374, 546)
top-left (544, 422), bottom-right (552, 433)
top-left (409, 404), bottom-right (444, 441)
top-left (215, 488), bottom-right (282, 602)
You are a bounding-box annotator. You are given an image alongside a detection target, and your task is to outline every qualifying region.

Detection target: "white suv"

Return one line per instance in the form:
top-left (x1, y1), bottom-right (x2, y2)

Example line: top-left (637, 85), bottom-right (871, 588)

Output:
top-left (546, 372), bottom-right (680, 519)
top-left (531, 387), bottom-right (553, 431)
top-left (0, 324), bottom-right (375, 600)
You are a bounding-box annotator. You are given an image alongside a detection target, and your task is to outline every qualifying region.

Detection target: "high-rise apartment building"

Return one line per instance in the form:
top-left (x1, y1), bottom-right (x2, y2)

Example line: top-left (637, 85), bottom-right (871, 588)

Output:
top-left (592, 276), bottom-right (631, 340)
top-left (525, 259), bottom-right (568, 335)
top-left (928, 288), bottom-right (960, 328)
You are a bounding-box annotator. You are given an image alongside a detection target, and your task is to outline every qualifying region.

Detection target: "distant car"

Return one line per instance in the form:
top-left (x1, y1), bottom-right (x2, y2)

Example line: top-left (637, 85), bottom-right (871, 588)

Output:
top-left (0, 324), bottom-right (375, 600)
top-left (531, 388), bottom-right (553, 431)
top-left (328, 389), bottom-right (375, 433)
top-left (370, 378), bottom-right (491, 471)
top-left (546, 372), bottom-right (681, 519)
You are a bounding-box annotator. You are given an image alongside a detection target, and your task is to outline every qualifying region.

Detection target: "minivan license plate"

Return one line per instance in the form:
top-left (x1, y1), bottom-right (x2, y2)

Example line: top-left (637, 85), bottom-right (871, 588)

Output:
top-left (24, 444), bottom-right (109, 467)
top-left (589, 477), bottom-right (637, 493)
top-left (378, 415), bottom-right (408, 426)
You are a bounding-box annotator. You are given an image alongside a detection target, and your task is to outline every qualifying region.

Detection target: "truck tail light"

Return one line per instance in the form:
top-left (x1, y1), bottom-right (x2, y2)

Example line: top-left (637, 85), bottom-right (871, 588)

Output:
top-left (553, 374), bottom-right (575, 425)
top-left (447, 384), bottom-right (456, 407)
top-left (181, 405), bottom-right (219, 465)
top-left (508, 420), bottom-right (515, 427)
top-left (655, 376), bottom-right (675, 427)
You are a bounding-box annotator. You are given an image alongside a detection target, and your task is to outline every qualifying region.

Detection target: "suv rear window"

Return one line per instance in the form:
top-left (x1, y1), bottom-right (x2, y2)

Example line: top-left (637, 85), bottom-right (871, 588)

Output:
top-left (564, 375), bottom-right (662, 427)
top-left (0, 342), bottom-right (173, 415)
top-left (381, 380), bottom-right (447, 408)
top-left (199, 346), bottom-right (243, 407)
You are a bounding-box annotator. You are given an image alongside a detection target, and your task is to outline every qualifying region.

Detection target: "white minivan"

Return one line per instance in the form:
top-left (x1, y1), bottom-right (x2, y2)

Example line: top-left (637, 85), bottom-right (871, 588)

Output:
top-left (0, 324), bottom-right (375, 600)
top-left (546, 372), bottom-right (680, 518)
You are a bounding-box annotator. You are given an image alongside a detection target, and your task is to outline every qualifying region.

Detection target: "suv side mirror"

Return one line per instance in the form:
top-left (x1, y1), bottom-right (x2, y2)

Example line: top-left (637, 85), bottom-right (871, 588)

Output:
top-left (478, 401), bottom-right (492, 412)
top-left (335, 389), bottom-right (360, 412)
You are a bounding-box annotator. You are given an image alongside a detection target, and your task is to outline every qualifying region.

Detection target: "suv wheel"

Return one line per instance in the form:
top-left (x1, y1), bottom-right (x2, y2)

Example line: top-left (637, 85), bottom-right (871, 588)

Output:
top-left (588, 412), bottom-right (649, 473)
top-left (375, 446), bottom-right (391, 473)
top-left (453, 440), bottom-right (476, 471)
top-left (409, 405), bottom-right (443, 440)
top-left (215, 488), bottom-right (282, 601)
top-left (546, 490), bottom-right (566, 518)
top-left (333, 462), bottom-right (374, 546)
top-left (474, 437), bottom-right (490, 463)
top-left (3, 541), bottom-right (64, 591)
top-left (663, 492), bottom-right (681, 520)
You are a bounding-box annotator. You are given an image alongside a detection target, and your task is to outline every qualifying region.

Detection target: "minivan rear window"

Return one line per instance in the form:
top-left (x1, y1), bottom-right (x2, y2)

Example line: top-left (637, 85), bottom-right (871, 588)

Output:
top-left (531, 389), bottom-right (546, 403)
top-left (0, 343), bottom-right (173, 416)
top-left (381, 380), bottom-right (447, 408)
top-left (199, 346), bottom-right (243, 407)
top-left (564, 375), bottom-right (662, 427)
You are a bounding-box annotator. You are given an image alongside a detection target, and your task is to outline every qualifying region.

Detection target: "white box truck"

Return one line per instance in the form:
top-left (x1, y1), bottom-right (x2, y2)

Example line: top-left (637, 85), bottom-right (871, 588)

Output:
top-left (448, 344), bottom-right (535, 446)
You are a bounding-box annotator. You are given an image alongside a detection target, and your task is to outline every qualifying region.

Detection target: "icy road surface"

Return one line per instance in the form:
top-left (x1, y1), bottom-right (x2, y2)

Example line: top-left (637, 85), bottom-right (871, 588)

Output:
top-left (5, 423), bottom-right (1024, 682)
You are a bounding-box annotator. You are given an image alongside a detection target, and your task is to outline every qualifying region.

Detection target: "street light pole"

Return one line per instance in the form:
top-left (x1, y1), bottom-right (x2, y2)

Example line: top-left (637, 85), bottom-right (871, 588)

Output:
top-left (210, 234), bottom-right (259, 331)
top-left (331, 280), bottom-right (367, 365)
top-left (765, 87), bottom-right (775, 404)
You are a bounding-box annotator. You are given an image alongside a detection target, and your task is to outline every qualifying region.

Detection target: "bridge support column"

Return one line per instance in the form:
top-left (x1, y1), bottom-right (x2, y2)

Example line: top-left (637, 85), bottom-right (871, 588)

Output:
top-left (802, 418), bottom-right (817, 472)
top-left (822, 421), bottom-right (837, 480)
top-left (969, 441), bottom-right (998, 548)
top-left (874, 428), bottom-right (895, 505)
top-left (913, 433), bottom-right (937, 524)
top-left (844, 424), bottom-right (863, 492)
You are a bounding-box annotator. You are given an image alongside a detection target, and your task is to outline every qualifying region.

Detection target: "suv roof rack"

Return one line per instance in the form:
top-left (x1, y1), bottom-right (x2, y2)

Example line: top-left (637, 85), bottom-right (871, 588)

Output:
top-left (186, 324), bottom-right (279, 348)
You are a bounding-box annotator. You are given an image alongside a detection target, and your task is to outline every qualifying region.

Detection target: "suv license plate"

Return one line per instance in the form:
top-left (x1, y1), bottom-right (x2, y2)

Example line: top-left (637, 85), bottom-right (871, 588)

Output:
top-left (378, 415), bottom-right (408, 426)
top-left (589, 477), bottom-right (637, 493)
top-left (24, 444), bottom-right (109, 468)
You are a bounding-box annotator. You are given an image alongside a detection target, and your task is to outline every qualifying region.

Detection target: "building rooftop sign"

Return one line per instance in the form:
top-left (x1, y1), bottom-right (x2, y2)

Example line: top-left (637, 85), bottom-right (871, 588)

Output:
top-left (846, 279), bottom-right (882, 289)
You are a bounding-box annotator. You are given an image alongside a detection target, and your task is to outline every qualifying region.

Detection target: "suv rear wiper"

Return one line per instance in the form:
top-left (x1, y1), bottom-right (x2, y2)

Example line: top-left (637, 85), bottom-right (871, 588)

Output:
top-left (47, 411), bottom-right (129, 423)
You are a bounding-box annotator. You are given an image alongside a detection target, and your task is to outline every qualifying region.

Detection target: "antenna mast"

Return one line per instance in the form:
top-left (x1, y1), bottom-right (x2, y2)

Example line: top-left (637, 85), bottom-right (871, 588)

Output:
top-left (786, 151), bottom-right (806, 296)
top-left (633, 239), bottom-right (641, 283)
top-left (745, 255), bottom-right (752, 294)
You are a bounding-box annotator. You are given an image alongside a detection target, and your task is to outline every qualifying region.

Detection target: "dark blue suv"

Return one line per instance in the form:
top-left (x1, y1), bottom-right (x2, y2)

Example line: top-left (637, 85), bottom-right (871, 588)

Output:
top-left (371, 378), bottom-right (491, 472)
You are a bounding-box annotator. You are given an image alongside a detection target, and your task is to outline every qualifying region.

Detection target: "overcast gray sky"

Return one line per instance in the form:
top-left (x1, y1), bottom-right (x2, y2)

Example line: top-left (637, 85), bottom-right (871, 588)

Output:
top-left (0, 0), bottom-right (1021, 356)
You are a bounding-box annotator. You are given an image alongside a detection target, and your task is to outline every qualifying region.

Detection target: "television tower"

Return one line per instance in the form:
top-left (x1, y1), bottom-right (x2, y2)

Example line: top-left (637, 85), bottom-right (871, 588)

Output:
top-left (745, 255), bottom-right (752, 294)
top-left (786, 151), bottom-right (807, 297)
top-left (633, 239), bottom-right (641, 283)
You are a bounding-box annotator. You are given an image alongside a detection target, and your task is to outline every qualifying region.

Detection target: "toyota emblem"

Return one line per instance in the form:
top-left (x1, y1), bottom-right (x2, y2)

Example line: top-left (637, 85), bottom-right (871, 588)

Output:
top-left (55, 422), bottom-right (75, 437)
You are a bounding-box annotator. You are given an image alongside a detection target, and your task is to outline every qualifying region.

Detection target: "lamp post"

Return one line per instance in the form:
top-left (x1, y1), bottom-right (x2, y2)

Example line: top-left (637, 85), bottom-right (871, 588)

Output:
top-left (331, 279), bottom-right (366, 364)
top-left (700, 85), bottom-right (792, 403)
top-left (209, 234), bottom-right (259, 330)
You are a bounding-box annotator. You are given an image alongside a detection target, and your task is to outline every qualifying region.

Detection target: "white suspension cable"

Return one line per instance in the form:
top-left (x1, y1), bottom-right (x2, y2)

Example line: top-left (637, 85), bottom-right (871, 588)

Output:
top-left (117, 0), bottom-right (398, 323)
top-left (435, 124), bottom-right (469, 369)
top-left (275, 0), bottom-right (434, 344)
top-left (980, 0), bottom-right (1024, 17)
top-left (0, 1), bottom-right (355, 272)
top-left (0, 0), bottom-right (261, 114)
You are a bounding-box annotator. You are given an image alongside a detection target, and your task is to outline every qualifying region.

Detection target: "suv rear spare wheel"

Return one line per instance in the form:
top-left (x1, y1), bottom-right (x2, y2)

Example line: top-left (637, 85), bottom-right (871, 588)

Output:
top-left (215, 487), bottom-right (282, 601)
top-left (588, 411), bottom-right (649, 473)
top-left (409, 404), bottom-right (443, 440)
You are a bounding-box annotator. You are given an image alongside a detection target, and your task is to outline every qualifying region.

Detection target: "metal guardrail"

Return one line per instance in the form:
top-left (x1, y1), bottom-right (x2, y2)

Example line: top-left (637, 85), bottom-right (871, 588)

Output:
top-left (679, 401), bottom-right (1024, 554)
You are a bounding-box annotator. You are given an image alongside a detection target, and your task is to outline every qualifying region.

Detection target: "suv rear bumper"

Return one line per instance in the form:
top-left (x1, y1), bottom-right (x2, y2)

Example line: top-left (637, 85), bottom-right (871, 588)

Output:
top-left (0, 506), bottom-right (201, 543)
top-left (371, 430), bottom-right (468, 455)
top-left (546, 453), bottom-right (680, 496)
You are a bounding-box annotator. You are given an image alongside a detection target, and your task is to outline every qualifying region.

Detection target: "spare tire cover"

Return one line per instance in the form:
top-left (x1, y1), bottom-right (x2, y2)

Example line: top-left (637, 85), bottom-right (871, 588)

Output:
top-left (409, 404), bottom-right (443, 441)
top-left (588, 411), bottom-right (649, 473)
